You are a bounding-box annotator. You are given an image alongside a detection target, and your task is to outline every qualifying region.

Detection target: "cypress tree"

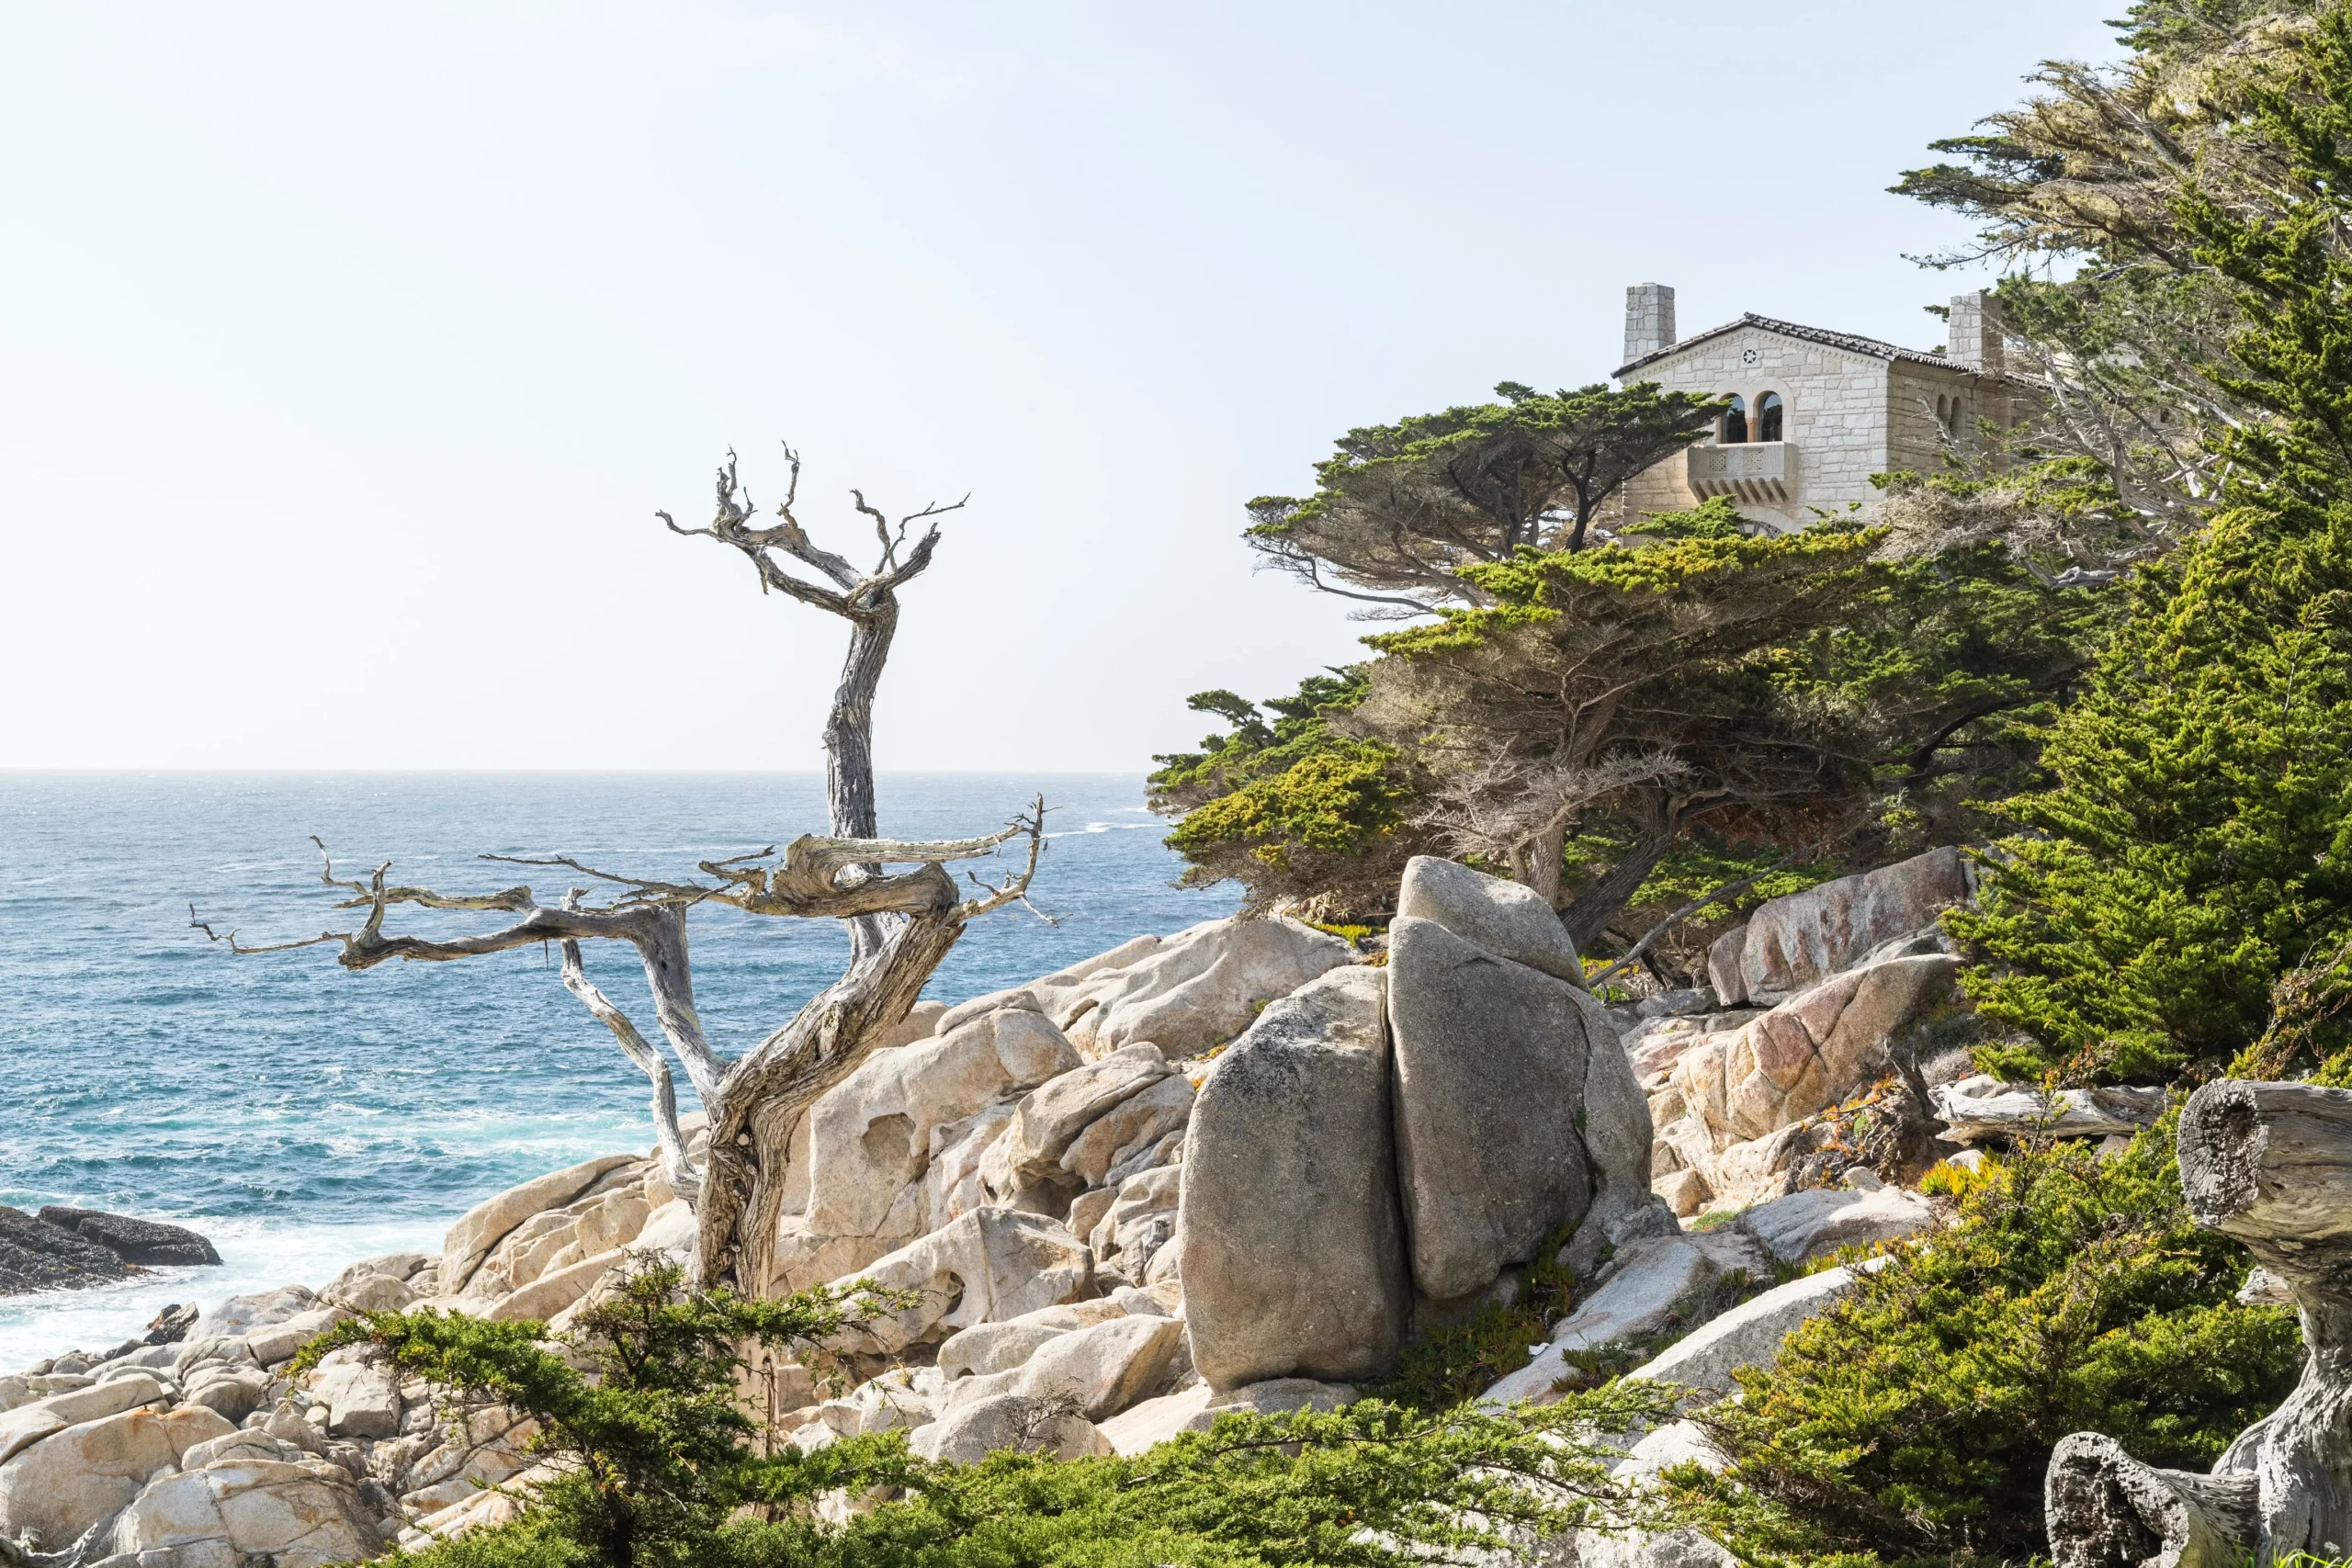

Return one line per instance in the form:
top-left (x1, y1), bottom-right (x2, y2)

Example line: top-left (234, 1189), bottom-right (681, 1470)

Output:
top-left (1952, 4), bottom-right (2352, 1084)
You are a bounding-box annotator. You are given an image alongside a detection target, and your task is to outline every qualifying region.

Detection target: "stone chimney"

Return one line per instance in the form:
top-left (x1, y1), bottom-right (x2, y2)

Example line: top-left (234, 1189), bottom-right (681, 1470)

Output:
top-left (1623, 284), bottom-right (1676, 366)
top-left (1948, 291), bottom-right (2004, 372)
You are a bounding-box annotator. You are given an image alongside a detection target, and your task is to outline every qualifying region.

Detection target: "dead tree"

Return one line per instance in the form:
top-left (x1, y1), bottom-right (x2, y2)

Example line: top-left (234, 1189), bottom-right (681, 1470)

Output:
top-left (661, 446), bottom-right (964, 963)
top-left (2044, 1079), bottom-right (2352, 1568)
top-left (195, 449), bottom-right (1038, 1296)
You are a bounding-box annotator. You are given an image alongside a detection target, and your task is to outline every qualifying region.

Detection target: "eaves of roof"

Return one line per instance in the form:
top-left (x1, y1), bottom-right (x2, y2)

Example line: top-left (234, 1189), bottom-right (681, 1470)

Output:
top-left (1613, 312), bottom-right (1972, 379)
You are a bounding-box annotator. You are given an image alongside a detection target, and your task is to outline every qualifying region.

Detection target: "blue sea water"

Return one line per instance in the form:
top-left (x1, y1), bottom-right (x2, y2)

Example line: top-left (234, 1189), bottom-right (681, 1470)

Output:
top-left (0, 773), bottom-right (1235, 1368)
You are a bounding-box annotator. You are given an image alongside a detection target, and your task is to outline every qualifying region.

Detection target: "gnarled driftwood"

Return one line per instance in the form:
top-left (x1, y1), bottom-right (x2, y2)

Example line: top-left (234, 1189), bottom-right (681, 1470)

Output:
top-left (1931, 1076), bottom-right (2168, 1145)
top-left (2046, 1079), bottom-right (2352, 1567)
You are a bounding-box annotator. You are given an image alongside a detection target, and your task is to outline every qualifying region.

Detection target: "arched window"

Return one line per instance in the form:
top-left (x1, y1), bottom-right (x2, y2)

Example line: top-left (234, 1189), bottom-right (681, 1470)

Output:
top-left (1935, 393), bottom-right (1949, 428)
top-left (1757, 391), bottom-right (1783, 443)
top-left (1721, 394), bottom-right (1748, 445)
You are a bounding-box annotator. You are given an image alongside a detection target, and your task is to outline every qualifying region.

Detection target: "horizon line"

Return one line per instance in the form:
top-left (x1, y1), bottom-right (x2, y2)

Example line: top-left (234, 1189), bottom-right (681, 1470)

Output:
top-left (0, 766), bottom-right (1157, 777)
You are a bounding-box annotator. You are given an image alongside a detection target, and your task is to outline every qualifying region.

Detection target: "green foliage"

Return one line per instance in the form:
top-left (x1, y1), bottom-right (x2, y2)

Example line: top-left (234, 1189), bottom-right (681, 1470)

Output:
top-left (1182, 690), bottom-right (1271, 749)
top-left (1170, 480), bottom-right (2111, 958)
top-left (1887, 0), bottom-right (2308, 537)
top-left (1166, 745), bottom-right (1404, 860)
top-left (2111, 0), bottom-right (2298, 59)
top-left (1148, 668), bottom-right (1425, 917)
top-left (779, 1390), bottom-right (1678, 1568)
top-left (1357, 513), bottom-right (1896, 946)
top-left (304, 1263), bottom-right (908, 1568)
top-left (1951, 7), bottom-right (2352, 1085)
top-left (1245, 381), bottom-right (1725, 613)
top-left (1366, 517), bottom-right (1887, 660)
top-left (1624, 838), bottom-right (1842, 930)
top-left (362, 1262), bottom-right (1686, 1568)
top-left (1148, 671), bottom-right (1374, 806)
top-left (1673, 1123), bottom-right (2301, 1568)
top-left (1373, 1224), bottom-right (1578, 1412)
top-left (1813, 468), bottom-right (2126, 860)
top-left (1621, 494), bottom-right (1755, 541)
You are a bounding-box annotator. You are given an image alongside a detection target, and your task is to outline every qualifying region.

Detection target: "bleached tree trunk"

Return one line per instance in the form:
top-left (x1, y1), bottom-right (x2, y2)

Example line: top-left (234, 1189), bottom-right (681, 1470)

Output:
top-left (694, 893), bottom-right (963, 1292)
top-left (2045, 1435), bottom-right (2260, 1568)
top-left (665, 451), bottom-right (962, 965)
top-left (825, 605), bottom-right (893, 843)
top-left (2045, 1079), bottom-right (2352, 1568)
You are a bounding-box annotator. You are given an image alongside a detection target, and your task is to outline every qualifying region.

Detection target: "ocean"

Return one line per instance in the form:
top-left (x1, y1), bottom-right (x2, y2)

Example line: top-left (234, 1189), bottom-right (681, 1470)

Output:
top-left (0, 772), bottom-right (1236, 1368)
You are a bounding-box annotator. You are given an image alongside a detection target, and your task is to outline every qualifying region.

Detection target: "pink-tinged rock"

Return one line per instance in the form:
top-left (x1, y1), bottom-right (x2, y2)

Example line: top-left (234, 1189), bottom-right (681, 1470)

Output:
top-left (1738, 847), bottom-right (1969, 1000)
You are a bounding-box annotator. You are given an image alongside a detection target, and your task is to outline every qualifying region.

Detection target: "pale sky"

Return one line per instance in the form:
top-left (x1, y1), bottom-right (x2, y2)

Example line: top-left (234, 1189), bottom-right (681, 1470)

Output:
top-left (0, 2), bottom-right (2120, 772)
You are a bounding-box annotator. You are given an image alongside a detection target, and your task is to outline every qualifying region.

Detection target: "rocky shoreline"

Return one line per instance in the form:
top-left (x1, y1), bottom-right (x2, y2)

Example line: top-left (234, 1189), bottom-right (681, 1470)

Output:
top-left (0, 850), bottom-right (2135, 1568)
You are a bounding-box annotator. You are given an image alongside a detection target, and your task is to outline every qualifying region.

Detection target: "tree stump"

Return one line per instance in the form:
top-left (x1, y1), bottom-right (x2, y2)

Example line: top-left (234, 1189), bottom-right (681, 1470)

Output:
top-left (2045, 1080), bottom-right (2352, 1567)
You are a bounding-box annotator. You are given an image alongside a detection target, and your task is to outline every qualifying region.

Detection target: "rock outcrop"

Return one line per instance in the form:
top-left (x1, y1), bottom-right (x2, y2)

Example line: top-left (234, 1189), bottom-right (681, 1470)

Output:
top-left (1647, 938), bottom-right (1960, 1212)
top-left (0, 848), bottom-right (2015, 1542)
top-left (937, 1314), bottom-right (1186, 1421)
top-left (0, 1403), bottom-right (235, 1547)
top-left (1713, 846), bottom-right (1972, 1006)
top-left (1481, 1229), bottom-right (1769, 1407)
top-left (0, 1208), bottom-right (220, 1296)
top-left (37, 1211), bottom-right (220, 1269)
top-left (771, 1009), bottom-right (1082, 1291)
top-left (1178, 966), bottom-right (1408, 1391)
top-left (105, 1452), bottom-right (391, 1568)
top-left (1735, 1180), bottom-right (1934, 1265)
top-left (1389, 916), bottom-right (1599, 1297)
top-left (1175, 856), bottom-right (1674, 1390)
top-left (1393, 853), bottom-right (1587, 985)
top-left (909, 1394), bottom-right (1112, 1464)
top-left (935, 916), bottom-right (1355, 1060)
top-left (440, 1155), bottom-right (640, 1296)
top-left (825, 1208), bottom-right (1094, 1357)
top-left (1387, 865), bottom-right (1675, 1294)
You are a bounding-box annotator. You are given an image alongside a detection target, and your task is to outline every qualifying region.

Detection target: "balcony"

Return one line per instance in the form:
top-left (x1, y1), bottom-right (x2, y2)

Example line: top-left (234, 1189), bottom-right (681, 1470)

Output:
top-left (1687, 441), bottom-right (1792, 506)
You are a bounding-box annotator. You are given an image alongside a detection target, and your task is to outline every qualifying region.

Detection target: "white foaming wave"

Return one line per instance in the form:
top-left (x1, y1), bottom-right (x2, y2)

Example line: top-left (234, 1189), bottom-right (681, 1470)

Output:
top-left (0, 1214), bottom-right (448, 1375)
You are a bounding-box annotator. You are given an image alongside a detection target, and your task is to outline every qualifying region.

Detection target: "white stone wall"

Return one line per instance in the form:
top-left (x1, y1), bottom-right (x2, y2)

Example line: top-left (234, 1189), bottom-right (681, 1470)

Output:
top-left (1616, 324), bottom-right (1892, 532)
top-left (1887, 361), bottom-right (1984, 478)
top-left (1948, 293), bottom-right (2003, 372)
top-left (1612, 324), bottom-right (2007, 534)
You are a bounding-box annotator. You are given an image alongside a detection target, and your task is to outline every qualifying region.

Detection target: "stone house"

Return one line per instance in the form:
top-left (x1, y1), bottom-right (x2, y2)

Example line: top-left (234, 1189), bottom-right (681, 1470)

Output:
top-left (1610, 283), bottom-right (2018, 533)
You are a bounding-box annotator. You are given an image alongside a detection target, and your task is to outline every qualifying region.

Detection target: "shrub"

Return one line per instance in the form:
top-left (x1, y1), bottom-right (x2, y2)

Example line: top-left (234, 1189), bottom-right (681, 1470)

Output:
top-left (350, 1258), bottom-right (1683, 1568)
top-left (1668, 1121), bottom-right (2299, 1568)
top-left (1371, 1224), bottom-right (1578, 1411)
top-left (785, 1389), bottom-right (1679, 1568)
top-left (300, 1262), bottom-right (911, 1568)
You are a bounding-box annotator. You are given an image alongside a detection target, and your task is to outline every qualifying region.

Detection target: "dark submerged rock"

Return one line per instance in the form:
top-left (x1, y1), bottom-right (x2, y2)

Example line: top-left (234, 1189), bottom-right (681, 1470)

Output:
top-left (38, 1206), bottom-right (221, 1267)
top-left (0, 1206), bottom-right (139, 1292)
top-left (0, 1207), bottom-right (222, 1295)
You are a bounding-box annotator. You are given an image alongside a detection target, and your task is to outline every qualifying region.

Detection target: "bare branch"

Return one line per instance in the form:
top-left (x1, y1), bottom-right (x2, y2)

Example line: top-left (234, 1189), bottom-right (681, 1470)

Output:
top-left (301, 836), bottom-right (538, 913)
top-left (557, 891), bottom-right (701, 1206)
top-left (188, 904), bottom-right (345, 955)
top-left (959, 798), bottom-right (1054, 920)
top-left (478, 852), bottom-right (711, 905)
top-left (851, 488), bottom-right (895, 569)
